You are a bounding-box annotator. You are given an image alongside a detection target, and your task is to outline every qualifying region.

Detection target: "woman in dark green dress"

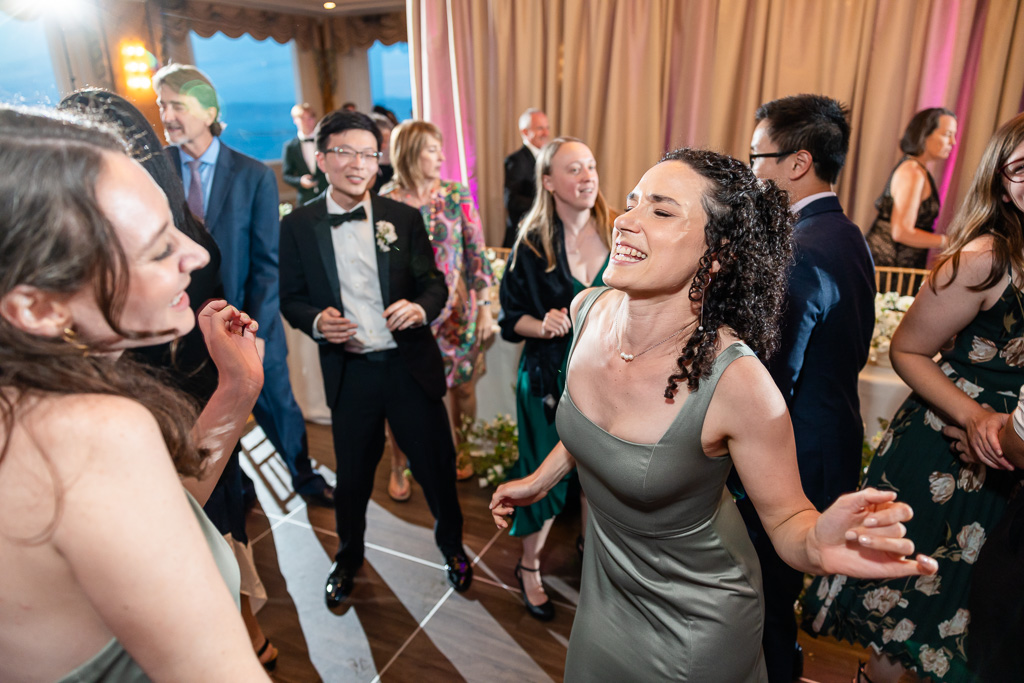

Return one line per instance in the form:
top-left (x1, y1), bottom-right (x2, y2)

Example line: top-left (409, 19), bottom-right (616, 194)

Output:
top-left (804, 113), bottom-right (1024, 683)
top-left (498, 136), bottom-right (612, 620)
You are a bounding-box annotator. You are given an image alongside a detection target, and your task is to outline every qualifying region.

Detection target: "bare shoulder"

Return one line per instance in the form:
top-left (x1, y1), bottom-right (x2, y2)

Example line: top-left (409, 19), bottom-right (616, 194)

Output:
top-left (570, 285), bottom-right (616, 323)
top-left (893, 158), bottom-right (928, 183)
top-left (932, 236), bottom-right (1000, 291)
top-left (704, 338), bottom-right (788, 448)
top-left (713, 344), bottom-right (784, 412)
top-left (19, 394), bottom-right (167, 477)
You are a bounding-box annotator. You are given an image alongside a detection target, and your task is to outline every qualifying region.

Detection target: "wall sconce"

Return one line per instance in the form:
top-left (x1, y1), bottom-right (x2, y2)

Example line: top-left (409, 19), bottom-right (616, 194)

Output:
top-left (121, 43), bottom-right (155, 90)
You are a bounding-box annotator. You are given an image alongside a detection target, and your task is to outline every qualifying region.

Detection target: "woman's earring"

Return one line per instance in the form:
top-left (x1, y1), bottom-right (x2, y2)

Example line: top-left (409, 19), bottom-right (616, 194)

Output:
top-left (62, 326), bottom-right (89, 353)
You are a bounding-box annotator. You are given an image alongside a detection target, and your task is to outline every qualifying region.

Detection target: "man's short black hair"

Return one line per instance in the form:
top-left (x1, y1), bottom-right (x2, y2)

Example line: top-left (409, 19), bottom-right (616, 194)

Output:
top-left (755, 94), bottom-right (851, 184)
top-left (315, 110), bottom-right (383, 154)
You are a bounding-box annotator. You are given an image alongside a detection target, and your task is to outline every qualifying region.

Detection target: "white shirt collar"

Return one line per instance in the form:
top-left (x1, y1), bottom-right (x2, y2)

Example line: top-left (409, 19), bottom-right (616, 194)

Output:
top-left (790, 191), bottom-right (836, 215)
top-left (326, 190), bottom-right (372, 221)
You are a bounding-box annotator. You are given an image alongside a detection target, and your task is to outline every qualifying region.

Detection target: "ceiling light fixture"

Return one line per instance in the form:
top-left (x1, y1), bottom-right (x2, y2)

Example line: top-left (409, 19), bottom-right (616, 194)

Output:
top-left (323, 2), bottom-right (337, 8)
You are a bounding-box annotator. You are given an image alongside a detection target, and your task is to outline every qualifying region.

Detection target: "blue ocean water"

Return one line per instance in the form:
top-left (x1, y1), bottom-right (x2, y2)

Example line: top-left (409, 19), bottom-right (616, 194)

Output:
top-left (218, 101), bottom-right (294, 163)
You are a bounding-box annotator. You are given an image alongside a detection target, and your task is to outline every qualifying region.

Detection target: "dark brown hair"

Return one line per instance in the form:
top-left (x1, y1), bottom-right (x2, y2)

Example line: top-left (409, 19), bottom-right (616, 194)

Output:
top-left (659, 148), bottom-right (794, 396)
top-left (932, 112), bottom-right (1024, 292)
top-left (0, 107), bottom-right (207, 502)
top-left (900, 107), bottom-right (956, 156)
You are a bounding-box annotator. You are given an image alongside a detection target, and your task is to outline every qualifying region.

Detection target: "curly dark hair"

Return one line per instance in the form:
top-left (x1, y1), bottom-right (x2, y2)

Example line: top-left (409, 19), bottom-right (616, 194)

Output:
top-left (659, 148), bottom-right (794, 398)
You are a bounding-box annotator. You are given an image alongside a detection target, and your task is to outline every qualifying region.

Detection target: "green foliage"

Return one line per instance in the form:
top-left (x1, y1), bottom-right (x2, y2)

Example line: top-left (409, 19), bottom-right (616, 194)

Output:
top-left (457, 414), bottom-right (519, 487)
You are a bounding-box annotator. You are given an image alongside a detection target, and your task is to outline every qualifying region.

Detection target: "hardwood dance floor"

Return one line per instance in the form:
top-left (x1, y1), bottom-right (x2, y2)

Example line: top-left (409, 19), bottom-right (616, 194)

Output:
top-left (241, 422), bottom-right (871, 682)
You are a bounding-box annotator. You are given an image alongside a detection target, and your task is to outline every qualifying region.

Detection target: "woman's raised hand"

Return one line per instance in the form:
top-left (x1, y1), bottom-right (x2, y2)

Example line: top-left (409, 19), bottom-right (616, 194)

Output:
top-left (197, 299), bottom-right (264, 397)
top-left (811, 488), bottom-right (938, 578)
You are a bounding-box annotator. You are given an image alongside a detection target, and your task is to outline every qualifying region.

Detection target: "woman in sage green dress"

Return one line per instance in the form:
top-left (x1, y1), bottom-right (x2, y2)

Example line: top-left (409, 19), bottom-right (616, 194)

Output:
top-left (0, 108), bottom-right (269, 681)
top-left (803, 113), bottom-right (1024, 683)
top-left (491, 148), bottom-right (937, 681)
top-left (498, 137), bottom-right (612, 620)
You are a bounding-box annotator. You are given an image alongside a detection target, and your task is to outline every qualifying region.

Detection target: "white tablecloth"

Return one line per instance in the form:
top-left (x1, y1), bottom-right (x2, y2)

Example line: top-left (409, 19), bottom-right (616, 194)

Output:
top-left (858, 361), bottom-right (912, 437)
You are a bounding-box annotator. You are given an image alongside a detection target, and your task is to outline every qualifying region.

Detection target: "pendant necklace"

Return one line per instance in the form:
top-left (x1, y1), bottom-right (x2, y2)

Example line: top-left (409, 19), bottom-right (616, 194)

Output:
top-left (614, 308), bottom-right (688, 362)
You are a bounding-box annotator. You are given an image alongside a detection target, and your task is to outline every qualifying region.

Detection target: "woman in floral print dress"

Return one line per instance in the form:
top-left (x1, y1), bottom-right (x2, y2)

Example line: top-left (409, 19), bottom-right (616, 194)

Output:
top-left (803, 113), bottom-right (1024, 683)
top-left (380, 120), bottom-right (494, 492)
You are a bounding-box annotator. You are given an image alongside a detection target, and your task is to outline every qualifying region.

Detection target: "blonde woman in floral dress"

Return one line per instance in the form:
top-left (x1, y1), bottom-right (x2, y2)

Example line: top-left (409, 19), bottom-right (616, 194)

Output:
top-left (380, 121), bottom-right (494, 494)
top-left (803, 113), bottom-right (1024, 683)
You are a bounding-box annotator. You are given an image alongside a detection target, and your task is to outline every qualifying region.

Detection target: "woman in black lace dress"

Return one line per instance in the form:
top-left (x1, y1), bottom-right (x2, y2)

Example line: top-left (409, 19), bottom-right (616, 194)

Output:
top-left (867, 108), bottom-right (957, 268)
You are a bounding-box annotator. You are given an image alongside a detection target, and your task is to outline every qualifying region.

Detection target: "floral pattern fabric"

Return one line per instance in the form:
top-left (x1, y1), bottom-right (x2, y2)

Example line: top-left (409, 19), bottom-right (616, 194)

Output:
top-left (382, 181), bottom-right (493, 388)
top-left (802, 281), bottom-right (1024, 682)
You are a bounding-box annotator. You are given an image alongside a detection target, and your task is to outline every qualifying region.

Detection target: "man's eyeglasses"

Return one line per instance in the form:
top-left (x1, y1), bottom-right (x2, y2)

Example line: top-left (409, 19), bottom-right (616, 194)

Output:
top-left (749, 150), bottom-right (797, 167)
top-left (1000, 158), bottom-right (1024, 184)
top-left (325, 147), bottom-right (382, 163)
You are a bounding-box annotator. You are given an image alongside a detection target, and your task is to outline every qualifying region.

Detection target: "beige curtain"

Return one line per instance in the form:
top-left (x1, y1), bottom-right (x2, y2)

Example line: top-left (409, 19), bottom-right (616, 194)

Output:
top-left (409, 0), bottom-right (1024, 247)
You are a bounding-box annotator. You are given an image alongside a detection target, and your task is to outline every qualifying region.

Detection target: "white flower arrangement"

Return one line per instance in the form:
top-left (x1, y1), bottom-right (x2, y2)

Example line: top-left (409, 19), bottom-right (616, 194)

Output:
top-left (279, 202), bottom-right (294, 219)
top-left (375, 220), bottom-right (398, 252)
top-left (455, 414), bottom-right (519, 487)
top-left (485, 248), bottom-right (507, 283)
top-left (872, 291), bottom-right (915, 352)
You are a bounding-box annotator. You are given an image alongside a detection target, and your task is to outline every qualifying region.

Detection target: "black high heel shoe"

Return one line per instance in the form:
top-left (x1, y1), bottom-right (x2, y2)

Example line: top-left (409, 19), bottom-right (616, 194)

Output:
top-left (514, 559), bottom-right (555, 621)
top-left (856, 661), bottom-right (875, 683)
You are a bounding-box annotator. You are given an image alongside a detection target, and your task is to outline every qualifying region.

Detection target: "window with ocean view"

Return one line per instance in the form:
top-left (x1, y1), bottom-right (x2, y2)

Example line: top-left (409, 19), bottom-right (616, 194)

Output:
top-left (190, 32), bottom-right (296, 162)
top-left (0, 11), bottom-right (60, 106)
top-left (368, 40), bottom-right (412, 122)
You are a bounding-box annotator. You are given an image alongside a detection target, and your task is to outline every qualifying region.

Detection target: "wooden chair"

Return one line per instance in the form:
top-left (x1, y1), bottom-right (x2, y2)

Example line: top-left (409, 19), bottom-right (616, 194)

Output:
top-left (875, 266), bottom-right (930, 296)
top-left (489, 246), bottom-right (511, 262)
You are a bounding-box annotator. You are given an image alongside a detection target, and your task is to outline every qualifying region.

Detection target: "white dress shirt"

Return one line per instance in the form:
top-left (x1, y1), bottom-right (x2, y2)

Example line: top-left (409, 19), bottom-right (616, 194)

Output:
top-left (318, 192), bottom-right (397, 353)
top-left (300, 137), bottom-right (317, 175)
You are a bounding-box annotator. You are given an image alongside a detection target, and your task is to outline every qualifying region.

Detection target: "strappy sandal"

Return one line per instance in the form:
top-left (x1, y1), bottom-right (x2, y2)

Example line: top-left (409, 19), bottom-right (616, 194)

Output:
top-left (514, 559), bottom-right (555, 621)
top-left (855, 661), bottom-right (875, 683)
top-left (256, 637), bottom-right (278, 672)
top-left (388, 467), bottom-right (411, 502)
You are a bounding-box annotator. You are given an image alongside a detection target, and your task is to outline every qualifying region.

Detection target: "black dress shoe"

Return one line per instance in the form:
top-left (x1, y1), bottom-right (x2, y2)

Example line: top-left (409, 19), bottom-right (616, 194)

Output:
top-left (303, 484), bottom-right (335, 508)
top-left (444, 553), bottom-right (473, 592)
top-left (515, 559), bottom-right (555, 621)
top-left (324, 562), bottom-right (355, 608)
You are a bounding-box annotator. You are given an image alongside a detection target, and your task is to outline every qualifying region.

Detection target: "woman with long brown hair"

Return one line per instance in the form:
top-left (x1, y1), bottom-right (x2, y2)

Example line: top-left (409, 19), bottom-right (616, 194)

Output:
top-left (804, 113), bottom-right (1024, 683)
top-left (497, 136), bottom-right (613, 620)
top-left (0, 106), bottom-right (268, 682)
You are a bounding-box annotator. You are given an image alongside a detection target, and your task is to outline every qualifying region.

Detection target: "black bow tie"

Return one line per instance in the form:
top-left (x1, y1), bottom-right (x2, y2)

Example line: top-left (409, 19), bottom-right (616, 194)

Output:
top-left (329, 206), bottom-right (367, 225)
top-left (301, 137), bottom-right (315, 143)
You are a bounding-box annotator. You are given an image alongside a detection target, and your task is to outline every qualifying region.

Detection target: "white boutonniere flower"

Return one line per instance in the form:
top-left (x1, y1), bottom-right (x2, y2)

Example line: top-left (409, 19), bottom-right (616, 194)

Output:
top-left (375, 220), bottom-right (398, 252)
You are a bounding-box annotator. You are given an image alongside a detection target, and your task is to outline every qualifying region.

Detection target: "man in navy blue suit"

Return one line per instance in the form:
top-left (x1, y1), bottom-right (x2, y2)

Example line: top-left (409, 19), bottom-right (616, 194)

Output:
top-left (745, 94), bottom-right (875, 682)
top-left (153, 64), bottom-right (332, 505)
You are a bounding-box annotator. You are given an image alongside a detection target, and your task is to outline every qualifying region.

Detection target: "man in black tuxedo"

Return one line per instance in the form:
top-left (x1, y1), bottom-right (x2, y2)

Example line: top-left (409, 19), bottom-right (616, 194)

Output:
top-left (502, 107), bottom-right (550, 247)
top-left (744, 94), bottom-right (875, 682)
top-left (279, 110), bottom-right (472, 608)
top-left (282, 103), bottom-right (328, 206)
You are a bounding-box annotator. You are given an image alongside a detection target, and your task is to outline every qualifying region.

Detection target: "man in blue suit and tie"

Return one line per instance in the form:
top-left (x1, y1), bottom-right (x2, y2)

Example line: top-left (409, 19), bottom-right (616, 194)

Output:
top-left (153, 64), bottom-right (332, 505)
top-left (744, 94), bottom-right (875, 682)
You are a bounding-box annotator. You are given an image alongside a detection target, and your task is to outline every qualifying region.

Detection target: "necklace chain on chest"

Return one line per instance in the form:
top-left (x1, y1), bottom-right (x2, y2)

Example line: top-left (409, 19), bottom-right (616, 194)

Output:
top-left (614, 310), bottom-right (688, 362)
